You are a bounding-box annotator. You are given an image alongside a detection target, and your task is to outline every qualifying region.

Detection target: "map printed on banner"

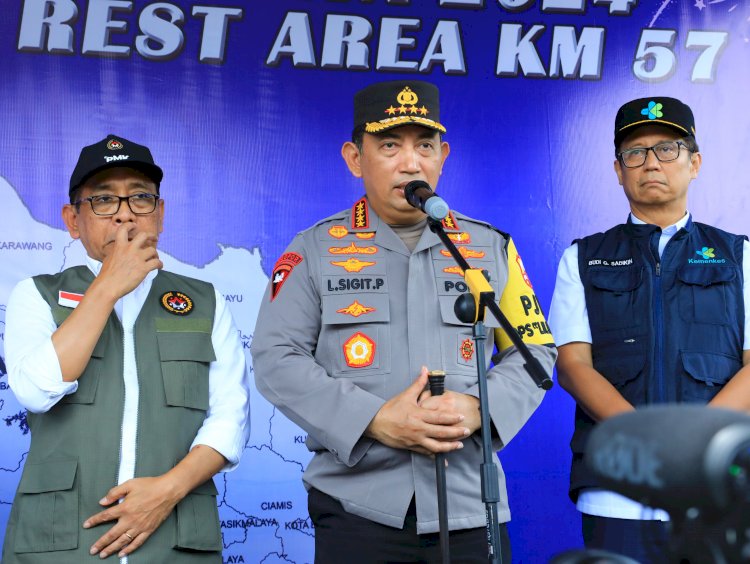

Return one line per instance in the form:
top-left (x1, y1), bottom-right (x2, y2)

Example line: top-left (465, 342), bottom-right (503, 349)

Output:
top-left (0, 176), bottom-right (315, 564)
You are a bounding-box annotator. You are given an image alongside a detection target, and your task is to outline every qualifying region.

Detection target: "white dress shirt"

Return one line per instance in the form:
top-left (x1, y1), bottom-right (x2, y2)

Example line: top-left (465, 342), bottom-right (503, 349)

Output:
top-left (549, 212), bottom-right (750, 520)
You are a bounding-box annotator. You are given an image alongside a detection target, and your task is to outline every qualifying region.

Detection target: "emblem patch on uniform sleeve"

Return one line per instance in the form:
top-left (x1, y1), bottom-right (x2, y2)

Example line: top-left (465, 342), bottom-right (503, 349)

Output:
top-left (271, 252), bottom-right (304, 301)
top-left (160, 291), bottom-right (194, 315)
top-left (516, 253), bottom-right (533, 289)
top-left (343, 332), bottom-right (376, 368)
top-left (495, 238), bottom-right (554, 349)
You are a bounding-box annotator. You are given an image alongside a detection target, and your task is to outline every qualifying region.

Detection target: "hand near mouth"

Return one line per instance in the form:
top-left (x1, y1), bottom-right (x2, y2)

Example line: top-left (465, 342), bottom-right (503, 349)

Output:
top-left (98, 224), bottom-right (163, 300)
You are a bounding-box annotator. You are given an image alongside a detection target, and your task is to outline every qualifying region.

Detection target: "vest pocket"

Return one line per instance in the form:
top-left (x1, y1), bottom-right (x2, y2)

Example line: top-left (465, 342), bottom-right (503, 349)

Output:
top-left (157, 331), bottom-right (216, 411)
top-left (587, 267), bottom-right (643, 331)
top-left (678, 266), bottom-right (737, 325)
top-left (13, 459), bottom-right (78, 553)
top-left (594, 352), bottom-right (646, 405)
top-left (175, 479), bottom-right (222, 552)
top-left (680, 351), bottom-right (739, 402)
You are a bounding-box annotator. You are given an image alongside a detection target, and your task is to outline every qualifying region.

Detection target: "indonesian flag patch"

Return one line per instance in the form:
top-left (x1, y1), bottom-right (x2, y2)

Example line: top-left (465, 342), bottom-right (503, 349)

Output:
top-left (58, 290), bottom-right (84, 309)
top-left (271, 252), bottom-right (304, 301)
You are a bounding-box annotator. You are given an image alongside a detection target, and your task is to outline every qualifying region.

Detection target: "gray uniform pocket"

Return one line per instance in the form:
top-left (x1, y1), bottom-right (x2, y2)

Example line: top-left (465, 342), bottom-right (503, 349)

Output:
top-left (321, 294), bottom-right (392, 377)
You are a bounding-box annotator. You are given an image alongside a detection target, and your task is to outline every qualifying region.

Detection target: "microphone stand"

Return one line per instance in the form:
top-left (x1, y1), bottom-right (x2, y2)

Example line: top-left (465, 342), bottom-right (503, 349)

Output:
top-left (427, 217), bottom-right (553, 564)
top-left (428, 370), bottom-right (450, 564)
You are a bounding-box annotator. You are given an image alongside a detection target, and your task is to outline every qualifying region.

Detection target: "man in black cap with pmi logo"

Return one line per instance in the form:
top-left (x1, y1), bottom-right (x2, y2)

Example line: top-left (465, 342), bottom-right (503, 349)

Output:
top-left (2, 135), bottom-right (250, 562)
top-left (252, 80), bottom-right (556, 562)
top-left (549, 98), bottom-right (750, 561)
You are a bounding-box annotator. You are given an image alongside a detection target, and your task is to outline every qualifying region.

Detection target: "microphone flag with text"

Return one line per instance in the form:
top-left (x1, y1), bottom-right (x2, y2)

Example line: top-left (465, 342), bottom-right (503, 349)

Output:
top-left (404, 180), bottom-right (450, 221)
top-left (585, 405), bottom-right (750, 515)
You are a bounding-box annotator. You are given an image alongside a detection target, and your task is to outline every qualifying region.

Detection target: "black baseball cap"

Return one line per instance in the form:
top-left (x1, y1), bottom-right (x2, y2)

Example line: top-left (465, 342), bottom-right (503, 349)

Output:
top-left (354, 80), bottom-right (446, 134)
top-left (69, 134), bottom-right (164, 198)
top-left (614, 97), bottom-right (696, 148)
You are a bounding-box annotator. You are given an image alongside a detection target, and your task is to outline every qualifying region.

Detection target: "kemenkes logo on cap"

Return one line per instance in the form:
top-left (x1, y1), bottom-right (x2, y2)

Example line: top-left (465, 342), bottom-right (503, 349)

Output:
top-left (107, 139), bottom-right (124, 150)
top-left (641, 101), bottom-right (664, 120)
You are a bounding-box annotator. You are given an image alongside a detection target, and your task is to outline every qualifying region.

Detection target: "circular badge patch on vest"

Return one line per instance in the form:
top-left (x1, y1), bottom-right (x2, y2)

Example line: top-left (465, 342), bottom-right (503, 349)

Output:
top-left (160, 291), bottom-right (193, 315)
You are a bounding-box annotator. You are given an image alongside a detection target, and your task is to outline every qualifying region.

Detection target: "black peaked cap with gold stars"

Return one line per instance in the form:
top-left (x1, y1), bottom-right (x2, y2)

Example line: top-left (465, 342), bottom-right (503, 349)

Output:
top-left (354, 80), bottom-right (446, 134)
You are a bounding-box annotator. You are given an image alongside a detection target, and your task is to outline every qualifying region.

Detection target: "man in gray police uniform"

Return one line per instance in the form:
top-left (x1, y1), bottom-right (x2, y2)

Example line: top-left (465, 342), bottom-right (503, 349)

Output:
top-left (252, 80), bottom-right (557, 562)
top-left (2, 135), bottom-right (251, 563)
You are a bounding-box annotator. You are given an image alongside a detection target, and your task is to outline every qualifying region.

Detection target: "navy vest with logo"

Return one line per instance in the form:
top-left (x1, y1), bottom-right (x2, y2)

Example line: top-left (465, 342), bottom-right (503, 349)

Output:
top-left (569, 217), bottom-right (746, 499)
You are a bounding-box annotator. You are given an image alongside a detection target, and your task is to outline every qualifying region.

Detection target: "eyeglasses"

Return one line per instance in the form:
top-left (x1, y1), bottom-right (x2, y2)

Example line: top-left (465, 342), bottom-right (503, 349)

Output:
top-left (74, 193), bottom-right (160, 216)
top-left (617, 140), bottom-right (690, 168)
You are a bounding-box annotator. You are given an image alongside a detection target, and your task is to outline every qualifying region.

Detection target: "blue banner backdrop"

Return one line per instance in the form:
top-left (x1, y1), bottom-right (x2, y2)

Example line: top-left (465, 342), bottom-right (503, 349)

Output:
top-left (0, 1), bottom-right (748, 562)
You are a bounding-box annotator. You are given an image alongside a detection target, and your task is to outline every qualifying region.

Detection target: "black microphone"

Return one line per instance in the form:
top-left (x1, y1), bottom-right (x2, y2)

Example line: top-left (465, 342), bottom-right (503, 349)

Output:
top-left (585, 405), bottom-right (750, 515)
top-left (404, 180), bottom-right (450, 221)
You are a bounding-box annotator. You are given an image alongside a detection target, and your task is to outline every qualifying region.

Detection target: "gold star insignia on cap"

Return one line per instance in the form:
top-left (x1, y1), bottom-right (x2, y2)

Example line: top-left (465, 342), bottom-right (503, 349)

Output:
top-left (357, 81), bottom-right (446, 134)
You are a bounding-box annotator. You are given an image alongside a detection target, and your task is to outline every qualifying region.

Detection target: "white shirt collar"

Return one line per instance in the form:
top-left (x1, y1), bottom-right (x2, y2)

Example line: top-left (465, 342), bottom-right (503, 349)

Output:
top-left (630, 211), bottom-right (690, 235)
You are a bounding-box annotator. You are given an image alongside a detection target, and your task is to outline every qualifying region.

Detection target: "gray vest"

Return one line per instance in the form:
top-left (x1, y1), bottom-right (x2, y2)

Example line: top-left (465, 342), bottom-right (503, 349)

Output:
top-left (3, 267), bottom-right (223, 563)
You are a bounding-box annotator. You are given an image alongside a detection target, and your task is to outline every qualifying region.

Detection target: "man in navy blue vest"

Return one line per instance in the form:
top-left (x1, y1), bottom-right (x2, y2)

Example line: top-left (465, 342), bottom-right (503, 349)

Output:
top-left (548, 97), bottom-right (750, 563)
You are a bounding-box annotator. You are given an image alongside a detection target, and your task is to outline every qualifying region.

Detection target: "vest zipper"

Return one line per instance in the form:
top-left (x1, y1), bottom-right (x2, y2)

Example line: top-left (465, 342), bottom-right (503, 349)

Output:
top-left (118, 322), bottom-right (139, 564)
top-left (653, 260), bottom-right (665, 402)
top-left (118, 327), bottom-right (127, 564)
top-left (649, 223), bottom-right (673, 403)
